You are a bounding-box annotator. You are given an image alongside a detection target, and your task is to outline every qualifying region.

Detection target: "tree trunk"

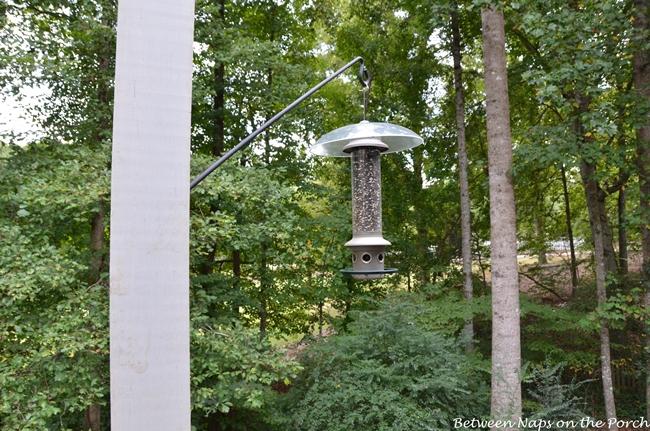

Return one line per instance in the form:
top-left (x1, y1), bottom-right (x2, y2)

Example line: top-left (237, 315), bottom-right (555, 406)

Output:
top-left (412, 146), bottom-right (430, 285)
top-left (601, 202), bottom-right (618, 274)
top-left (212, 0), bottom-right (225, 157)
top-left (481, 7), bottom-right (522, 429)
top-left (575, 93), bottom-right (618, 428)
top-left (208, 413), bottom-right (222, 431)
top-left (207, 35), bottom-right (227, 404)
top-left (85, 21), bottom-right (112, 427)
top-left (535, 207), bottom-right (547, 265)
top-left (561, 164), bottom-right (579, 295)
top-left (265, 69), bottom-right (273, 165)
top-left (475, 235), bottom-right (489, 288)
top-left (213, 61), bottom-right (225, 157)
top-left (632, 0), bottom-right (650, 419)
top-left (451, 0), bottom-right (474, 352)
top-left (259, 245), bottom-right (268, 338)
top-left (232, 249), bottom-right (241, 316)
top-left (89, 200), bottom-right (105, 284)
top-left (85, 200), bottom-right (104, 431)
top-left (617, 185), bottom-right (628, 274)
top-left (318, 301), bottom-right (323, 337)
top-left (580, 160), bottom-right (619, 429)
top-left (84, 404), bottom-right (101, 431)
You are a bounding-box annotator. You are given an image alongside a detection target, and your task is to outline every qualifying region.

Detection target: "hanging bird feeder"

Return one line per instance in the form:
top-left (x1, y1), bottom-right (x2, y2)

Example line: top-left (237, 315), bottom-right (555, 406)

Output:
top-left (311, 121), bottom-right (423, 280)
top-left (190, 56), bottom-right (423, 280)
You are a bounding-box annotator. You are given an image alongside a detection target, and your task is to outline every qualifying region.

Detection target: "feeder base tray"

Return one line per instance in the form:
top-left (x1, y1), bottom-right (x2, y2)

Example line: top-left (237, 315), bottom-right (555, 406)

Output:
top-left (340, 268), bottom-right (398, 280)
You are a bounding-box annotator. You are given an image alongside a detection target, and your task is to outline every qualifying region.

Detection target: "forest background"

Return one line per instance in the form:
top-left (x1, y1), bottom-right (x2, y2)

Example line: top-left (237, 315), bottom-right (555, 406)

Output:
top-left (0, 0), bottom-right (649, 430)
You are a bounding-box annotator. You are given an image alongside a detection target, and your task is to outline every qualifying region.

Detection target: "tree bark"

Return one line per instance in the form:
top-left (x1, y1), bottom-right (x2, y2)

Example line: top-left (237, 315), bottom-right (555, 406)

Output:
top-left (85, 18), bottom-right (112, 427)
top-left (85, 202), bottom-right (104, 431)
top-left (575, 95), bottom-right (618, 429)
top-left (318, 301), bottom-right (323, 337)
top-left (632, 0), bottom-right (650, 419)
top-left (580, 160), bottom-right (619, 429)
top-left (89, 200), bottom-right (105, 284)
top-left (617, 185), bottom-right (628, 274)
top-left (412, 146), bottom-right (431, 285)
top-left (451, 0), bottom-right (474, 352)
top-left (232, 249), bottom-right (241, 316)
top-left (481, 7), bottom-right (522, 429)
top-left (535, 205), bottom-right (547, 265)
top-left (601, 202), bottom-right (618, 274)
top-left (207, 2), bottom-right (226, 411)
top-left (560, 165), bottom-right (579, 295)
top-left (259, 244), bottom-right (268, 338)
top-left (84, 404), bottom-right (101, 431)
top-left (475, 235), bottom-right (489, 288)
top-left (212, 0), bottom-right (225, 157)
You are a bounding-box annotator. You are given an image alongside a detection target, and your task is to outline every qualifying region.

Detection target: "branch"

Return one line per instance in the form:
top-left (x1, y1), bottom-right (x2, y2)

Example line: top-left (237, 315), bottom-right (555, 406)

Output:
top-left (543, 103), bottom-right (565, 122)
top-left (605, 170), bottom-right (630, 195)
top-left (6, 3), bottom-right (69, 20)
top-left (510, 27), bottom-right (550, 72)
top-left (518, 271), bottom-right (567, 302)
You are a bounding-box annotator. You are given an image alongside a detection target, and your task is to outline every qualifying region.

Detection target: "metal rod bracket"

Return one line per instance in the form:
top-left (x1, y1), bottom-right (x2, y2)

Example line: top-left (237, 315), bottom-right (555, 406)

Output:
top-left (190, 56), bottom-right (369, 190)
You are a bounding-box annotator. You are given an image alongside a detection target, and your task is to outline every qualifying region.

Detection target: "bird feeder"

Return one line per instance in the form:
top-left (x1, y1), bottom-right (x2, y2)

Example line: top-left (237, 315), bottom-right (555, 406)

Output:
top-left (311, 121), bottom-right (423, 280)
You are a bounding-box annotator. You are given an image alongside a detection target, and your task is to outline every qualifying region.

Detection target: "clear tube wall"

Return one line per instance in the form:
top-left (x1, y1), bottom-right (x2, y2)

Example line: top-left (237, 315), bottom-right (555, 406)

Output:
top-left (350, 147), bottom-right (382, 237)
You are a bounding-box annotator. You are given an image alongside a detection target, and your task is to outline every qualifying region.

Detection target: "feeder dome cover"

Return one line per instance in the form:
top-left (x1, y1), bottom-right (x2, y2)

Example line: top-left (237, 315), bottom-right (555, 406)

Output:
top-left (311, 121), bottom-right (423, 157)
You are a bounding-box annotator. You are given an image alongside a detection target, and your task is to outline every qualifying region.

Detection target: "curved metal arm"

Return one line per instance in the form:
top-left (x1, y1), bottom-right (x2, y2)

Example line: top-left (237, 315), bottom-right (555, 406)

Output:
top-left (190, 56), bottom-right (370, 190)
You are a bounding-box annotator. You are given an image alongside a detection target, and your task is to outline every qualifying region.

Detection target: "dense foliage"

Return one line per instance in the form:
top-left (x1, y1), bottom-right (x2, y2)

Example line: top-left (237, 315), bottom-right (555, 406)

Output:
top-left (282, 296), bottom-right (489, 431)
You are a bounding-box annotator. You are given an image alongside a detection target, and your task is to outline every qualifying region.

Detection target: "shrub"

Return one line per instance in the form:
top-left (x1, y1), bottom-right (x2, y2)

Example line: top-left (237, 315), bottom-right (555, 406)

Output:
top-left (282, 297), bottom-right (489, 431)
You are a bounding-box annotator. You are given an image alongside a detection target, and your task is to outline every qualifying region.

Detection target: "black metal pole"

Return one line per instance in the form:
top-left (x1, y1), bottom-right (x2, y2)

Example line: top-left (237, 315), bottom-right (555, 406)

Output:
top-left (190, 56), bottom-right (369, 190)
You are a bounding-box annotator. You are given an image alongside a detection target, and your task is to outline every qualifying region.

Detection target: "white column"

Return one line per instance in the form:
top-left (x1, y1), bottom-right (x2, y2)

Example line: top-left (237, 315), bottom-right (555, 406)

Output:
top-left (109, 0), bottom-right (194, 429)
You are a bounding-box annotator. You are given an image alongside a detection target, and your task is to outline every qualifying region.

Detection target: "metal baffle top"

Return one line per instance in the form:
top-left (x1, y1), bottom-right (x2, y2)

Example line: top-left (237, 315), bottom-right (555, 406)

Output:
top-left (310, 121), bottom-right (423, 157)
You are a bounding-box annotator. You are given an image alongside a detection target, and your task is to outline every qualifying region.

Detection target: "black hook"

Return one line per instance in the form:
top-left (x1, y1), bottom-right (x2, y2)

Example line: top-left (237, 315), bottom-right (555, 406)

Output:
top-left (358, 62), bottom-right (371, 88)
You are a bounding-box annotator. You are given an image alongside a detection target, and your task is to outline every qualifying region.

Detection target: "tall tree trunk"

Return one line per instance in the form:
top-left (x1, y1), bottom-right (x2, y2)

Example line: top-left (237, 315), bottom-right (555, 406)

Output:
top-left (208, 413), bottom-right (224, 431)
top-left (318, 301), bottom-right (324, 337)
top-left (89, 200), bottom-right (105, 284)
top-left (206, 1), bottom-right (226, 426)
top-left (232, 249), bottom-right (241, 316)
top-left (213, 61), bottom-right (225, 157)
top-left (475, 235), bottom-right (489, 288)
top-left (85, 35), bottom-right (111, 428)
top-left (257, 41), bottom-right (275, 337)
top-left (212, 0), bottom-right (225, 157)
top-left (601, 204), bottom-right (618, 274)
top-left (259, 244), bottom-right (268, 338)
top-left (451, 0), bottom-right (474, 352)
top-left (575, 95), bottom-right (618, 429)
top-left (617, 185), bottom-right (628, 274)
top-left (412, 146), bottom-right (430, 285)
top-left (407, 271), bottom-right (411, 292)
top-left (632, 0), bottom-right (650, 419)
top-left (535, 201), bottom-right (547, 265)
top-left (264, 68), bottom-right (273, 165)
top-left (560, 164), bottom-right (579, 295)
top-left (580, 161), bottom-right (619, 429)
top-left (481, 8), bottom-right (522, 429)
top-left (84, 405), bottom-right (101, 431)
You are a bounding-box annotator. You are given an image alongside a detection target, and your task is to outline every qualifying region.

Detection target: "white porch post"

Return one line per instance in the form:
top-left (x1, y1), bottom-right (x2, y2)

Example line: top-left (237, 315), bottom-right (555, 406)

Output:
top-left (109, 0), bottom-right (195, 429)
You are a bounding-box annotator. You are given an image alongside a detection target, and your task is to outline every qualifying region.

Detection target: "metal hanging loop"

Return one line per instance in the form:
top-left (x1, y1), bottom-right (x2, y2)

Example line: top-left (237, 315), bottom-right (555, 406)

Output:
top-left (361, 87), bottom-right (369, 121)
